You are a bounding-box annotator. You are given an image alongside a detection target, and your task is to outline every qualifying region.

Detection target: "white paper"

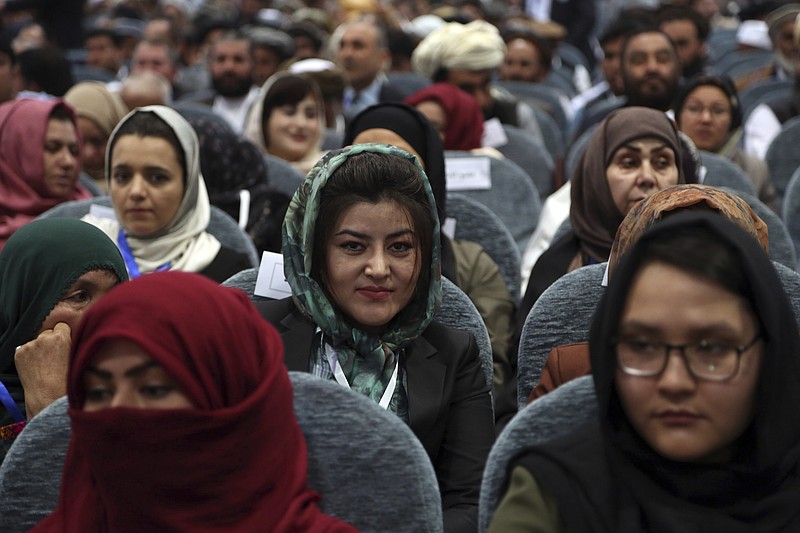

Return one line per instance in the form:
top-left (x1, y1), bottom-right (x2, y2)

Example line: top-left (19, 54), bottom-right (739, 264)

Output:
top-left (445, 156), bottom-right (492, 191)
top-left (482, 117), bottom-right (508, 148)
top-left (442, 217), bottom-right (456, 239)
top-left (254, 251), bottom-right (292, 299)
top-left (88, 204), bottom-right (117, 220)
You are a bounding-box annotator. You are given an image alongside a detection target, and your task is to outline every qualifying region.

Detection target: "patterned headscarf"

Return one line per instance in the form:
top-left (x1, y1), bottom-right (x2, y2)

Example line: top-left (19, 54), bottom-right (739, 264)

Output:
top-left (608, 184), bottom-right (769, 278)
top-left (282, 143), bottom-right (442, 410)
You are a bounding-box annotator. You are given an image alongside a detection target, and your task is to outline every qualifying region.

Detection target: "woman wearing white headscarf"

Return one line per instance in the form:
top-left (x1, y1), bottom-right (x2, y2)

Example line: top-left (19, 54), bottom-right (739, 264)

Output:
top-left (83, 106), bottom-right (252, 282)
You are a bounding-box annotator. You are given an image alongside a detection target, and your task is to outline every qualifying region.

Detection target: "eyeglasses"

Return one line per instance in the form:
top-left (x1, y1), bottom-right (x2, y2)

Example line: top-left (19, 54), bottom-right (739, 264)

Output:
top-left (683, 103), bottom-right (730, 118)
top-left (614, 334), bottom-right (761, 382)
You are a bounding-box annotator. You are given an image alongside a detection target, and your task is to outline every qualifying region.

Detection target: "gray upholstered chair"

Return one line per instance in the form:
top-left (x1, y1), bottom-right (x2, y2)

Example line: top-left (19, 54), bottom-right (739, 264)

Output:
top-left (321, 128), bottom-right (343, 150)
top-left (36, 196), bottom-right (260, 268)
top-left (700, 151), bottom-right (757, 196)
top-left (563, 123), bottom-right (598, 180)
top-left (529, 106), bottom-right (565, 160)
top-left (223, 271), bottom-right (495, 396)
top-left (719, 187), bottom-right (796, 270)
top-left (78, 173), bottom-right (103, 196)
top-left (765, 115), bottom-right (800, 207)
top-left (263, 153), bottom-right (305, 198)
top-left (0, 397), bottom-right (70, 533)
top-left (290, 372), bottom-right (443, 532)
top-left (516, 259), bottom-right (800, 408)
top-left (447, 193), bottom-right (521, 302)
top-left (782, 167), bottom-right (800, 266)
top-left (494, 81), bottom-right (570, 138)
top-left (517, 263), bottom-right (605, 408)
top-left (386, 72), bottom-right (432, 98)
top-left (445, 152), bottom-right (542, 252)
top-left (478, 376), bottom-right (598, 532)
top-left (0, 374), bottom-right (445, 533)
top-left (739, 79), bottom-right (792, 121)
top-left (497, 124), bottom-right (555, 199)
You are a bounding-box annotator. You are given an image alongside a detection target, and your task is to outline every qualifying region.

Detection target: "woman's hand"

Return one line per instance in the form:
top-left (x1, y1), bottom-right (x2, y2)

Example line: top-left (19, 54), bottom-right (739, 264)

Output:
top-left (14, 322), bottom-right (71, 419)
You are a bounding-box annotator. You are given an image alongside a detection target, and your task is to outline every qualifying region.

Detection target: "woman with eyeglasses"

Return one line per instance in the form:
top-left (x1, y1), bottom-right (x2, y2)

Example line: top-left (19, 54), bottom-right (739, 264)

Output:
top-left (673, 74), bottom-right (777, 210)
top-left (489, 212), bottom-right (800, 532)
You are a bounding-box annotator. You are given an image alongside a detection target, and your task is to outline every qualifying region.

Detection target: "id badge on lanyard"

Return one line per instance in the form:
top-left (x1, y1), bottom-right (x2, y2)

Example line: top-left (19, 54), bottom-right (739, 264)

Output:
top-left (325, 344), bottom-right (398, 409)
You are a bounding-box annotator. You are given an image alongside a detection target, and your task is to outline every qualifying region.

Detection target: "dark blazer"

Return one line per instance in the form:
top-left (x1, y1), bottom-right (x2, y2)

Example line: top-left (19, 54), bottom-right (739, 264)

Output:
top-left (256, 297), bottom-right (495, 533)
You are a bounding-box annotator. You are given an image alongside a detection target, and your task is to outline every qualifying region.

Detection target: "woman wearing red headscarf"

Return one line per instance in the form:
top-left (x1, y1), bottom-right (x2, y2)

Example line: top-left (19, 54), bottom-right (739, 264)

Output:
top-left (33, 271), bottom-right (356, 532)
top-left (405, 82), bottom-right (485, 150)
top-left (0, 98), bottom-right (90, 250)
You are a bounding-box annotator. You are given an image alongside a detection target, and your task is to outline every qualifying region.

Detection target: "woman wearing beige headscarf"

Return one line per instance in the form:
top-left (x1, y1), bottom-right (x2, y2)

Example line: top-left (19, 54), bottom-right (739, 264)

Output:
top-left (64, 81), bottom-right (128, 190)
top-left (244, 72), bottom-right (326, 176)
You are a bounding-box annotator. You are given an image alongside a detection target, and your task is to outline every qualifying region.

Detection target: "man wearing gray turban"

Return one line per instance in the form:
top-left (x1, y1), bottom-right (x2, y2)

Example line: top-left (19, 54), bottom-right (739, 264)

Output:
top-left (412, 20), bottom-right (543, 142)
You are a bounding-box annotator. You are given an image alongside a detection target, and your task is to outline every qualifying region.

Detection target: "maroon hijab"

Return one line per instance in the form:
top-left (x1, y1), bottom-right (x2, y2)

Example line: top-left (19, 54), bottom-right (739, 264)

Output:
top-left (35, 272), bottom-right (356, 533)
top-left (0, 98), bottom-right (89, 250)
top-left (405, 82), bottom-right (484, 150)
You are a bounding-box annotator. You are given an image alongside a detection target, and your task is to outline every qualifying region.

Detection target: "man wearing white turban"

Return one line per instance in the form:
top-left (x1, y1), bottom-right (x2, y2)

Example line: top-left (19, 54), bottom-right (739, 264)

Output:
top-left (412, 20), bottom-right (544, 143)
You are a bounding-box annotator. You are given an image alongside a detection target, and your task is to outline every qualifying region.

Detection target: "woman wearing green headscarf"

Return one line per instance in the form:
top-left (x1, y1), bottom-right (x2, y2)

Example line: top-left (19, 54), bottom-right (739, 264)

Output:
top-left (0, 219), bottom-right (128, 462)
top-left (256, 144), bottom-right (495, 533)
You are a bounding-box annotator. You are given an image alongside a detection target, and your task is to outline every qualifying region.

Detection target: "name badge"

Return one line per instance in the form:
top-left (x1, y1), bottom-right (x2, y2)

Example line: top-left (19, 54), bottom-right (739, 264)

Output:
top-left (445, 156), bottom-right (492, 191)
top-left (255, 251), bottom-right (292, 299)
top-left (482, 117), bottom-right (508, 148)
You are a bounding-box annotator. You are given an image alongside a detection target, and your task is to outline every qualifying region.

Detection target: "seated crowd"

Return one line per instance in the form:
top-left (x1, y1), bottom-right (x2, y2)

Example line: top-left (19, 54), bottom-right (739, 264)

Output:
top-left (2, 0), bottom-right (800, 531)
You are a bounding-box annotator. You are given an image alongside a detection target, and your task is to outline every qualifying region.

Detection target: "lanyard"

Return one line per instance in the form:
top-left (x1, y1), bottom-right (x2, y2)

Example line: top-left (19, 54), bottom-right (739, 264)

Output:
top-left (238, 189), bottom-right (250, 230)
top-left (324, 343), bottom-right (398, 410)
top-left (0, 380), bottom-right (24, 423)
top-left (117, 229), bottom-right (171, 279)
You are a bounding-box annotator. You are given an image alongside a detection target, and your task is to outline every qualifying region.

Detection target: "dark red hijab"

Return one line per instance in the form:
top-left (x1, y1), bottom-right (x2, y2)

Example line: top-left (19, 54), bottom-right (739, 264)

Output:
top-left (405, 82), bottom-right (484, 150)
top-left (34, 271), bottom-right (356, 533)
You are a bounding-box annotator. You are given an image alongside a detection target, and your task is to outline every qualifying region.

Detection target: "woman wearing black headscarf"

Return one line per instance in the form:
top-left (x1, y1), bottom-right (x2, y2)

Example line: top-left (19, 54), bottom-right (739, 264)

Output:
top-left (674, 74), bottom-right (777, 210)
top-left (343, 102), bottom-right (515, 389)
top-left (490, 212), bottom-right (800, 532)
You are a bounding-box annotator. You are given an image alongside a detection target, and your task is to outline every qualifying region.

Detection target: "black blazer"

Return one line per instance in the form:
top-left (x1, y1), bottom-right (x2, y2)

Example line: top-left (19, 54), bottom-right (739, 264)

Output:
top-left (256, 297), bottom-right (495, 533)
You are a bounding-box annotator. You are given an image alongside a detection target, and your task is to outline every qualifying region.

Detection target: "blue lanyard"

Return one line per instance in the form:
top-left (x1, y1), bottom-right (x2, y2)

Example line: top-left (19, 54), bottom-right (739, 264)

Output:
top-left (0, 380), bottom-right (24, 423)
top-left (117, 229), bottom-right (171, 278)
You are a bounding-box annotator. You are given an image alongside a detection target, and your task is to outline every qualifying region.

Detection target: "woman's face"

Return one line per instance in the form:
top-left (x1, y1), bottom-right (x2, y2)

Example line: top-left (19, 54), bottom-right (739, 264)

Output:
top-left (325, 200), bottom-right (421, 335)
top-left (414, 100), bottom-right (447, 142)
top-left (77, 116), bottom-right (108, 181)
top-left (678, 85), bottom-right (733, 152)
top-left (352, 129), bottom-right (424, 168)
top-left (266, 93), bottom-right (321, 162)
top-left (110, 135), bottom-right (185, 238)
top-left (42, 118), bottom-right (80, 199)
top-left (82, 339), bottom-right (194, 411)
top-left (39, 269), bottom-right (120, 334)
top-left (615, 261), bottom-right (762, 463)
top-left (606, 137), bottom-right (679, 216)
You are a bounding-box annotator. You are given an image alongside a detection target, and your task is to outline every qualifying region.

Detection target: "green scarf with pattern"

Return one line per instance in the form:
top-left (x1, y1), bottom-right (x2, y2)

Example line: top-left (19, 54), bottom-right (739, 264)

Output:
top-left (282, 143), bottom-right (442, 409)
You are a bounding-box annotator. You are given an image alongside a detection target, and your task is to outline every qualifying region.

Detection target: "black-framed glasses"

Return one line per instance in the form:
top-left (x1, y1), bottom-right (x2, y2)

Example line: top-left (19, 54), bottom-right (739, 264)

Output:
top-left (613, 334), bottom-right (761, 382)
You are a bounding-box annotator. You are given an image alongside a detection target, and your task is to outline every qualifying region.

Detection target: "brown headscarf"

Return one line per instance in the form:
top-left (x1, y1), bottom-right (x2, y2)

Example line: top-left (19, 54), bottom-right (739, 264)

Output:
top-left (608, 183), bottom-right (769, 278)
top-left (569, 107), bottom-right (685, 264)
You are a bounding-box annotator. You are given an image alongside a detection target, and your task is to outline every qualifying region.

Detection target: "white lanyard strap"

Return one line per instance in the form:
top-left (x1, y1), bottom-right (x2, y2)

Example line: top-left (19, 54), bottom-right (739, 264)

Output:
top-left (325, 344), bottom-right (398, 409)
top-left (238, 189), bottom-right (251, 229)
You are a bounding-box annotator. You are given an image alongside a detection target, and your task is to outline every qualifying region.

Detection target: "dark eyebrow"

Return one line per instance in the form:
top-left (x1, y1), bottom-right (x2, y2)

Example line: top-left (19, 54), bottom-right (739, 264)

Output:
top-left (620, 143), bottom-right (670, 153)
top-left (85, 360), bottom-right (160, 379)
top-left (112, 163), bottom-right (173, 174)
top-left (334, 229), bottom-right (415, 240)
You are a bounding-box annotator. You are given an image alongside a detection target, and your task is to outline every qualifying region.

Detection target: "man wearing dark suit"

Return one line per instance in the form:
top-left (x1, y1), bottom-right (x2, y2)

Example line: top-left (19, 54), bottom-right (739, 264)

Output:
top-left (334, 18), bottom-right (404, 122)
